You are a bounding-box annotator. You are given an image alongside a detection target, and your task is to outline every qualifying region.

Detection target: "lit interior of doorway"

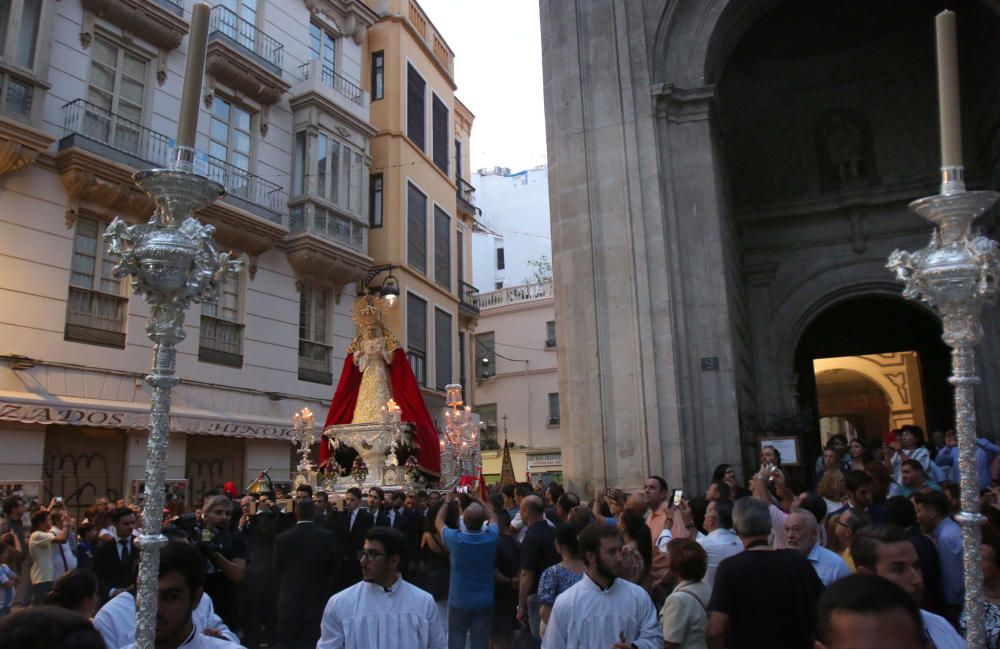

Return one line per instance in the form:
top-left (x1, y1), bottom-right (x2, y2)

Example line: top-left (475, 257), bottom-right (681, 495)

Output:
top-left (813, 352), bottom-right (928, 448)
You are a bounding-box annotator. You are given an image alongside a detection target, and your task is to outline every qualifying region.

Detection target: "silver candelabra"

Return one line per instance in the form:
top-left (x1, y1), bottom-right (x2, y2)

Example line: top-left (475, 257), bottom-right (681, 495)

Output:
top-left (293, 407), bottom-right (316, 472)
top-left (104, 146), bottom-right (235, 649)
top-left (888, 166), bottom-right (1000, 648)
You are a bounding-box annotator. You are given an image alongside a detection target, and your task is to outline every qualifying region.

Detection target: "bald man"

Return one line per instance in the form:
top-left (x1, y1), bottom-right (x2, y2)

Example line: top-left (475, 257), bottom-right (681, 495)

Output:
top-left (437, 492), bottom-right (499, 649)
top-left (785, 509), bottom-right (850, 586)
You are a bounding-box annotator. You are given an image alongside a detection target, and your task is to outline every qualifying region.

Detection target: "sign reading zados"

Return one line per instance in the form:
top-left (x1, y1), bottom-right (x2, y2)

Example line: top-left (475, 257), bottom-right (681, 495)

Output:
top-left (0, 401), bottom-right (297, 441)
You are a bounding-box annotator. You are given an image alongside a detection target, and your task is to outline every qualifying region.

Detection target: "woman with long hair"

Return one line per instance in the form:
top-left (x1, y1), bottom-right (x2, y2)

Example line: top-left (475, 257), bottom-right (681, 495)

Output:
top-left (415, 503), bottom-right (451, 624)
top-left (618, 509), bottom-right (652, 586)
top-left (846, 438), bottom-right (872, 472)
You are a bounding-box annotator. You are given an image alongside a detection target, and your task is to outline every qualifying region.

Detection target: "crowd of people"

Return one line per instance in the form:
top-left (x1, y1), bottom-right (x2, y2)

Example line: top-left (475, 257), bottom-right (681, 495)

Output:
top-left (1, 423), bottom-right (1000, 648)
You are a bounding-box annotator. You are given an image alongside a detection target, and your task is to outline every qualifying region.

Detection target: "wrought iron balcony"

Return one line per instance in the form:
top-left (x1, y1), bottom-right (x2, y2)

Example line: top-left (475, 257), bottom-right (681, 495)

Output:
top-left (61, 99), bottom-right (172, 169)
top-left (205, 154), bottom-right (286, 223)
top-left (154, 0), bottom-right (184, 15)
top-left (285, 201), bottom-right (372, 296)
top-left (457, 178), bottom-right (476, 215)
top-left (64, 286), bottom-right (128, 349)
top-left (59, 99), bottom-right (286, 222)
top-left (208, 5), bottom-right (282, 71)
top-left (459, 280), bottom-right (480, 317)
top-left (298, 339), bottom-right (332, 384)
top-left (81, 0), bottom-right (188, 51)
top-left (296, 61), bottom-right (365, 107)
top-left (198, 315), bottom-right (244, 367)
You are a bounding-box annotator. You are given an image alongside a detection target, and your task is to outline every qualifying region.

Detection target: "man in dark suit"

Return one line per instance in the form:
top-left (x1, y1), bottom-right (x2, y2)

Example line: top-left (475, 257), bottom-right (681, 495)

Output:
top-left (273, 499), bottom-right (338, 649)
top-left (368, 487), bottom-right (391, 527)
top-left (92, 506), bottom-right (138, 602)
top-left (328, 487), bottom-right (373, 591)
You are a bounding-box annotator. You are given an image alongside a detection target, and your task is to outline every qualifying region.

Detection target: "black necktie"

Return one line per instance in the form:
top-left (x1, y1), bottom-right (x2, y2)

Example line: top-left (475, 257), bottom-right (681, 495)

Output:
top-left (119, 539), bottom-right (130, 565)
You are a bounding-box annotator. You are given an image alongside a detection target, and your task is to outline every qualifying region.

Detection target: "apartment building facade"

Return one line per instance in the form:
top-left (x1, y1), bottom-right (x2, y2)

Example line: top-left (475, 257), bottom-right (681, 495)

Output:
top-left (0, 0), bottom-right (471, 514)
top-left (364, 0), bottom-right (479, 418)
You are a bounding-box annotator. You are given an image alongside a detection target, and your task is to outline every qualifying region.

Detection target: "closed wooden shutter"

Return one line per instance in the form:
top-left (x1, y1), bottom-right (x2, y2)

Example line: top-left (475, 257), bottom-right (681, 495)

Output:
top-left (434, 206), bottom-right (450, 290)
top-left (185, 435), bottom-right (245, 505)
top-left (43, 426), bottom-right (126, 519)
top-left (407, 64), bottom-right (425, 150)
top-left (407, 293), bottom-right (427, 385)
top-left (407, 182), bottom-right (427, 274)
top-left (432, 96), bottom-right (448, 174)
top-left (435, 308), bottom-right (452, 390)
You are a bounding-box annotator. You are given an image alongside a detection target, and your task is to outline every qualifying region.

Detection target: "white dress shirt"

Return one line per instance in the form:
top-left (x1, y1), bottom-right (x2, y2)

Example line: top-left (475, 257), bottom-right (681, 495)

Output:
top-left (317, 576), bottom-right (446, 649)
top-left (693, 529), bottom-right (742, 587)
top-left (123, 626), bottom-right (243, 649)
top-left (806, 544), bottom-right (851, 586)
top-left (922, 609), bottom-right (965, 649)
top-left (541, 574), bottom-right (662, 649)
top-left (94, 590), bottom-right (241, 649)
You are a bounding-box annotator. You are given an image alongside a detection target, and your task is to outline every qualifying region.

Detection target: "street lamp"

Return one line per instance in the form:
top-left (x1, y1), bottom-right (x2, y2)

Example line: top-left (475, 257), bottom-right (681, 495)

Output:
top-left (365, 264), bottom-right (399, 308)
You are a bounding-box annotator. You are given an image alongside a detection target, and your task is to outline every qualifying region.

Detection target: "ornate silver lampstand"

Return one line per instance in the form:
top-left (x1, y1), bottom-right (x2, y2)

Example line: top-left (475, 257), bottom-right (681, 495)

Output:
top-left (888, 166), bottom-right (1000, 648)
top-left (104, 146), bottom-right (235, 649)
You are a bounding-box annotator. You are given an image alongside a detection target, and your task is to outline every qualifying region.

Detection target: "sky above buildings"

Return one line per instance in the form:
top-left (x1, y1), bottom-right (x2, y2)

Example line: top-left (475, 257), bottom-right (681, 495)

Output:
top-left (419, 0), bottom-right (547, 174)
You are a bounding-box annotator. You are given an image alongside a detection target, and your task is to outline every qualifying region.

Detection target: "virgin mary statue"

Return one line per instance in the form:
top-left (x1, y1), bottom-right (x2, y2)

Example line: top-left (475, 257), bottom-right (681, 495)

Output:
top-left (320, 294), bottom-right (442, 477)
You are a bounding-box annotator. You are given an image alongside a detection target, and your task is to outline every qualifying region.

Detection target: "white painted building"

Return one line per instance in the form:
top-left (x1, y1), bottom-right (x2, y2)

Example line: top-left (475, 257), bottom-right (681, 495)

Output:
top-left (0, 0), bottom-right (381, 513)
top-left (471, 165), bottom-right (551, 291)
top-left (473, 280), bottom-right (561, 485)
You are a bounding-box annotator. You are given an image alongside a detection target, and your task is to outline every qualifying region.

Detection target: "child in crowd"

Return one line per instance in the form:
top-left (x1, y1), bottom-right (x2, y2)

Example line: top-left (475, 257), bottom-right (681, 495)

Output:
top-left (0, 541), bottom-right (18, 617)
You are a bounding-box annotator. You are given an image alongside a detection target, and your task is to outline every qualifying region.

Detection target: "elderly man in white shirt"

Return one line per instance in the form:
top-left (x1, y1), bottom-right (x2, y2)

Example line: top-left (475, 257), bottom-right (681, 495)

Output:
top-left (542, 523), bottom-right (662, 649)
top-left (317, 526), bottom-right (446, 649)
top-left (784, 510), bottom-right (849, 586)
top-left (677, 500), bottom-right (743, 588)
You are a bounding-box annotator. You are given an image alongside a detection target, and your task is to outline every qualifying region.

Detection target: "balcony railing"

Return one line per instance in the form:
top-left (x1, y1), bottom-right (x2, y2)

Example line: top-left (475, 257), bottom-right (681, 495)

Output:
top-left (208, 4), bottom-right (282, 73)
top-left (198, 315), bottom-right (244, 367)
top-left (61, 100), bottom-right (284, 218)
top-left (2, 73), bottom-right (32, 120)
top-left (296, 61), bottom-right (365, 107)
top-left (457, 178), bottom-right (476, 213)
top-left (290, 203), bottom-right (366, 252)
top-left (62, 99), bottom-right (171, 167)
top-left (477, 280), bottom-right (554, 310)
top-left (298, 339), bottom-right (332, 384)
top-left (64, 286), bottom-right (128, 348)
top-left (205, 155), bottom-right (286, 222)
top-left (154, 0), bottom-right (184, 16)
top-left (459, 280), bottom-right (480, 316)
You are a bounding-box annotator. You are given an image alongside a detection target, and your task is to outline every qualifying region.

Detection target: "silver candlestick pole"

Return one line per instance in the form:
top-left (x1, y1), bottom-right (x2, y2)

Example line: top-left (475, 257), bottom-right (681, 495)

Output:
top-left (104, 151), bottom-right (233, 649)
top-left (888, 166), bottom-right (1000, 648)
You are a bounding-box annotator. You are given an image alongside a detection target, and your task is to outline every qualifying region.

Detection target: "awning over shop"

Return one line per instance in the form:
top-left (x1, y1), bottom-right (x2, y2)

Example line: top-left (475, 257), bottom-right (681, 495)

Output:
top-left (0, 390), bottom-right (297, 441)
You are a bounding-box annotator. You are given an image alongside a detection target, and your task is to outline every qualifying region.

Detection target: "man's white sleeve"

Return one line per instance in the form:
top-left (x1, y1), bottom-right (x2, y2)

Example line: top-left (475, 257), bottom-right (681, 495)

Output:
top-left (634, 590), bottom-right (664, 649)
top-left (316, 596), bottom-right (345, 649)
top-left (541, 597), bottom-right (568, 649)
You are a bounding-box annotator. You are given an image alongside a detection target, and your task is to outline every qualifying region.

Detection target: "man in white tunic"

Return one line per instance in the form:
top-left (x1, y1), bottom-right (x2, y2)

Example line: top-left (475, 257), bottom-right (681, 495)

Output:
top-left (542, 523), bottom-right (662, 649)
top-left (121, 541), bottom-right (243, 649)
top-left (317, 526), bottom-right (446, 649)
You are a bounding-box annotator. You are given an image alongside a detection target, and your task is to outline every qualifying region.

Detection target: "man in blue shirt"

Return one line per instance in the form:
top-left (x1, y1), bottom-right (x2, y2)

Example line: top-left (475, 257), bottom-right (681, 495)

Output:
top-left (915, 491), bottom-right (963, 624)
top-left (934, 431), bottom-right (1000, 491)
top-left (436, 491), bottom-right (499, 649)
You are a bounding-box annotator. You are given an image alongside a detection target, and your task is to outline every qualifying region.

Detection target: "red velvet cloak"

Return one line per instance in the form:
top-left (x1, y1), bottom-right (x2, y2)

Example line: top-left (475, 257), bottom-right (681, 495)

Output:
top-left (320, 347), bottom-right (441, 476)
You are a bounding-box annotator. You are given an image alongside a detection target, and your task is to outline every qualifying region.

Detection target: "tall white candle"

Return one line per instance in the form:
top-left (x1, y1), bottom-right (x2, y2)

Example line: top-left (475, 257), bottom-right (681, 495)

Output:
top-left (935, 10), bottom-right (963, 168)
top-left (176, 3), bottom-right (211, 151)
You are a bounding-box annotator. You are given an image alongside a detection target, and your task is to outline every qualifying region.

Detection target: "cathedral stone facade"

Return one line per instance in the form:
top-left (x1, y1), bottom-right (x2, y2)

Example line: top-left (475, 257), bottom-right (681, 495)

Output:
top-left (540, 0), bottom-right (1000, 491)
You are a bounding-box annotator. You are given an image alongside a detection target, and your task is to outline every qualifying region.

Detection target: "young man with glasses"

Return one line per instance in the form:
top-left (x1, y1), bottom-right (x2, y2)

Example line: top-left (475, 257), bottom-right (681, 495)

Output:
top-left (317, 526), bottom-right (445, 649)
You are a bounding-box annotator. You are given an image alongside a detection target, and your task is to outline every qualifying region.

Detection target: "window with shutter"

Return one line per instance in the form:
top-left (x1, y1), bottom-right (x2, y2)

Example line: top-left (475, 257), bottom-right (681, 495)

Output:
top-left (435, 308), bottom-right (452, 390)
top-left (432, 95), bottom-right (448, 174)
top-left (407, 64), bottom-right (425, 150)
top-left (476, 332), bottom-right (495, 378)
top-left (370, 173), bottom-right (383, 228)
top-left (434, 206), bottom-right (450, 290)
top-left (474, 403), bottom-right (499, 451)
top-left (407, 292), bottom-right (427, 386)
top-left (407, 182), bottom-right (427, 274)
top-left (456, 230), bottom-right (464, 286)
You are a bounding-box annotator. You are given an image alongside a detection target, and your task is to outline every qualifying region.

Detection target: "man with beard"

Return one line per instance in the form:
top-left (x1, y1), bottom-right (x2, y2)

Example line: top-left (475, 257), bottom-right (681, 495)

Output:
top-left (121, 541), bottom-right (241, 649)
top-left (316, 527), bottom-right (445, 649)
top-left (542, 522), bottom-right (661, 649)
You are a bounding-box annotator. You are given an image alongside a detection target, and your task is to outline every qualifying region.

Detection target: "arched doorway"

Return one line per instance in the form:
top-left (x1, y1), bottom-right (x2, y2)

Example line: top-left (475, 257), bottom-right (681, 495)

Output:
top-left (793, 295), bottom-right (951, 467)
